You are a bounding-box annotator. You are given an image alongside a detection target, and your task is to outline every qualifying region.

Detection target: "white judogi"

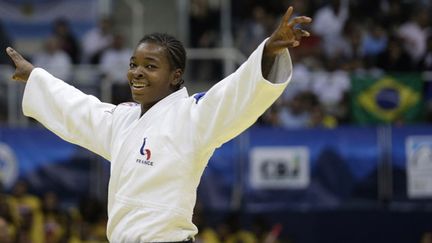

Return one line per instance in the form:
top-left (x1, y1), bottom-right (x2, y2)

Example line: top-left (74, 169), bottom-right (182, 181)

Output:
top-left (22, 40), bottom-right (292, 242)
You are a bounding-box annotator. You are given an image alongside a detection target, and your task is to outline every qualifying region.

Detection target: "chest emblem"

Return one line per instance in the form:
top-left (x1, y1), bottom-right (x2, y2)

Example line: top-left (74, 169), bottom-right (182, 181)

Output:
top-left (139, 137), bottom-right (152, 160)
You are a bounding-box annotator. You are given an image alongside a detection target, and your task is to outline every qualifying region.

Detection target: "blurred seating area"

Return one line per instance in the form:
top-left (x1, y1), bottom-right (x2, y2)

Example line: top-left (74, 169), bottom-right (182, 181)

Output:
top-left (0, 185), bottom-right (290, 243)
top-left (0, 0), bottom-right (432, 242)
top-left (0, 181), bottom-right (108, 243)
top-left (0, 0), bottom-right (431, 127)
top-left (230, 0), bottom-right (432, 128)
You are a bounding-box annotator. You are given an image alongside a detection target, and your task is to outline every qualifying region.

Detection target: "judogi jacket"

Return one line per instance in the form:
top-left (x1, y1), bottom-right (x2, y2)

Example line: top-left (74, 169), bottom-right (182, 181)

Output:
top-left (22, 40), bottom-right (292, 242)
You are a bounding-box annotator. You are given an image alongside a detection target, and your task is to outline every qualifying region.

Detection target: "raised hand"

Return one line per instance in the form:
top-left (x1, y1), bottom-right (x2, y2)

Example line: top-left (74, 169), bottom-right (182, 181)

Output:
top-left (264, 6), bottom-right (312, 57)
top-left (261, 6), bottom-right (312, 79)
top-left (6, 47), bottom-right (35, 82)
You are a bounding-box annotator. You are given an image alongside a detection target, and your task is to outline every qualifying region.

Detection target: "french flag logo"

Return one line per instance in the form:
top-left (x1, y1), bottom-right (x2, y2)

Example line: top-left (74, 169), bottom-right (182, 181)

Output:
top-left (140, 138), bottom-right (151, 160)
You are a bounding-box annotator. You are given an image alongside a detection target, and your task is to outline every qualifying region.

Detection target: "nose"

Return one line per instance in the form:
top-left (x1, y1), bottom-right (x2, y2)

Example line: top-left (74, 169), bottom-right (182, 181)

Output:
top-left (131, 66), bottom-right (144, 79)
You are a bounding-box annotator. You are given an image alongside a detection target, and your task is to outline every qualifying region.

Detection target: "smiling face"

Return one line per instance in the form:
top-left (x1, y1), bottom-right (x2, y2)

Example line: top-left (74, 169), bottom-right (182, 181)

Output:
top-left (127, 42), bottom-right (181, 112)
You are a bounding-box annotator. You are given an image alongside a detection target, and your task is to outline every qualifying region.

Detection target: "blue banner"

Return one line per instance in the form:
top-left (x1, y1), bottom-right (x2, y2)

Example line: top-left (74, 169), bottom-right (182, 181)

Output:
top-left (2, 125), bottom-right (432, 209)
top-left (199, 138), bottom-right (238, 210)
top-left (0, 0), bottom-right (98, 38)
top-left (243, 126), bottom-right (380, 211)
top-left (0, 127), bottom-right (92, 198)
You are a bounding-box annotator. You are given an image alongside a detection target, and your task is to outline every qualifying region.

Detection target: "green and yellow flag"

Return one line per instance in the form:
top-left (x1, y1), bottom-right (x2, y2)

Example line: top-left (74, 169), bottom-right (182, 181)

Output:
top-left (351, 73), bottom-right (423, 125)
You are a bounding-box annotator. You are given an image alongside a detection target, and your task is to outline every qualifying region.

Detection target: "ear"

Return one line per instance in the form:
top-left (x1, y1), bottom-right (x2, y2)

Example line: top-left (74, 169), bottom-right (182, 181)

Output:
top-left (170, 68), bottom-right (183, 86)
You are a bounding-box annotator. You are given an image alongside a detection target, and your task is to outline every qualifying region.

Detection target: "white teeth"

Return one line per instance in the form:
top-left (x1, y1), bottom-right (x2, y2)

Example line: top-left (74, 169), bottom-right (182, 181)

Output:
top-left (132, 81), bottom-right (148, 88)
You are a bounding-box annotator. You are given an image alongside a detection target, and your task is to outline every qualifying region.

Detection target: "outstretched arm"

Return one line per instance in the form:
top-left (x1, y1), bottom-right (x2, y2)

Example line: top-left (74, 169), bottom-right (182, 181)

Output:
top-left (262, 6), bottom-right (312, 79)
top-left (5, 47), bottom-right (115, 160)
top-left (183, 7), bottom-right (312, 150)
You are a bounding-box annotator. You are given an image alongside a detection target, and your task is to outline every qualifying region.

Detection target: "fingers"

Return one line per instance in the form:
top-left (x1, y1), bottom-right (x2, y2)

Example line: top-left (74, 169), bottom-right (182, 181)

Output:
top-left (271, 40), bottom-right (300, 49)
top-left (267, 6), bottom-right (312, 54)
top-left (295, 29), bottom-right (310, 38)
top-left (5, 47), bottom-right (34, 82)
top-left (288, 16), bottom-right (312, 27)
top-left (281, 6), bottom-right (312, 27)
top-left (282, 6), bottom-right (294, 24)
top-left (6, 47), bottom-right (24, 66)
top-left (273, 29), bottom-right (309, 49)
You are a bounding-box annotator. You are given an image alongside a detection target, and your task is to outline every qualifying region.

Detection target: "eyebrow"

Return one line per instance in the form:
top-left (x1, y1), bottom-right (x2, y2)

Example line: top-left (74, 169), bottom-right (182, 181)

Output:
top-left (129, 56), bottom-right (159, 62)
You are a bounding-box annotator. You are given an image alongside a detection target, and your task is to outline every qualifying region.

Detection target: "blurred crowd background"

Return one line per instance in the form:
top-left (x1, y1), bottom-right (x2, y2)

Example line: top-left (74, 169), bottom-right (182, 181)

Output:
top-left (0, 0), bottom-right (432, 242)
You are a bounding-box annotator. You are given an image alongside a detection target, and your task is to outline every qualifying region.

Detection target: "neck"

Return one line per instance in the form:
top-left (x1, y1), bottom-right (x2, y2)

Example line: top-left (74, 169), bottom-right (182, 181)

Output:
top-left (138, 88), bottom-right (180, 117)
top-left (140, 102), bottom-right (156, 117)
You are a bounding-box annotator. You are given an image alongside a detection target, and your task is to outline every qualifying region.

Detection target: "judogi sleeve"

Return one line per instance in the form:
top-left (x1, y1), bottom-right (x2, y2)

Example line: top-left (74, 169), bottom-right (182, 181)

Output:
top-left (191, 39), bottom-right (292, 148)
top-left (22, 68), bottom-right (115, 160)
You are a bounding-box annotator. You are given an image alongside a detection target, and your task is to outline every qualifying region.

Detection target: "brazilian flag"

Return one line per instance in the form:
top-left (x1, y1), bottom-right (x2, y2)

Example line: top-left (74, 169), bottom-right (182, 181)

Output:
top-left (351, 73), bottom-right (423, 124)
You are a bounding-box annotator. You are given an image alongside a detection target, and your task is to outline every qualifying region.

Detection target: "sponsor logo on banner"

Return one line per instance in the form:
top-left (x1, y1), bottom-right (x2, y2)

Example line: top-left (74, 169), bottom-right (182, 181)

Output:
top-left (0, 143), bottom-right (19, 190)
top-left (250, 146), bottom-right (309, 189)
top-left (406, 136), bottom-right (432, 198)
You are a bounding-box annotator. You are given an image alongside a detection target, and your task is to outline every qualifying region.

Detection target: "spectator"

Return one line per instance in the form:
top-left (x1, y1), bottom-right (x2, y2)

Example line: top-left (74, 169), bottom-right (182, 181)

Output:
top-left (189, 0), bottom-right (221, 82)
top-left (377, 0), bottom-right (406, 30)
top-left (323, 20), bottom-right (365, 71)
top-left (417, 35), bottom-right (432, 71)
top-left (189, 0), bottom-right (219, 48)
top-left (281, 62), bottom-right (312, 102)
top-left (422, 232), bottom-right (432, 243)
top-left (213, 212), bottom-right (256, 243)
top-left (362, 20), bottom-right (388, 58)
top-left (0, 193), bottom-right (17, 241)
top-left (77, 197), bottom-right (107, 242)
top-left (251, 219), bottom-right (270, 243)
top-left (33, 36), bottom-right (72, 81)
top-left (311, 0), bottom-right (349, 59)
top-left (259, 105), bottom-right (281, 127)
top-left (0, 20), bottom-right (12, 65)
top-left (376, 35), bottom-right (414, 72)
top-left (41, 192), bottom-right (67, 243)
top-left (278, 92), bottom-right (311, 129)
top-left (192, 201), bottom-right (219, 243)
top-left (309, 104), bottom-right (338, 128)
top-left (81, 16), bottom-right (114, 64)
top-left (235, 5), bottom-right (275, 55)
top-left (0, 20), bottom-right (13, 122)
top-left (52, 18), bottom-right (81, 64)
top-left (397, 7), bottom-right (431, 64)
top-left (0, 217), bottom-right (13, 243)
top-left (310, 66), bottom-right (351, 113)
top-left (99, 33), bottom-right (133, 104)
top-left (10, 180), bottom-right (43, 243)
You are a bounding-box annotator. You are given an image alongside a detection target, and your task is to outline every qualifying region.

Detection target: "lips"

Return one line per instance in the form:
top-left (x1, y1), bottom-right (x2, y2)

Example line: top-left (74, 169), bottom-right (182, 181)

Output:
top-left (130, 80), bottom-right (150, 93)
